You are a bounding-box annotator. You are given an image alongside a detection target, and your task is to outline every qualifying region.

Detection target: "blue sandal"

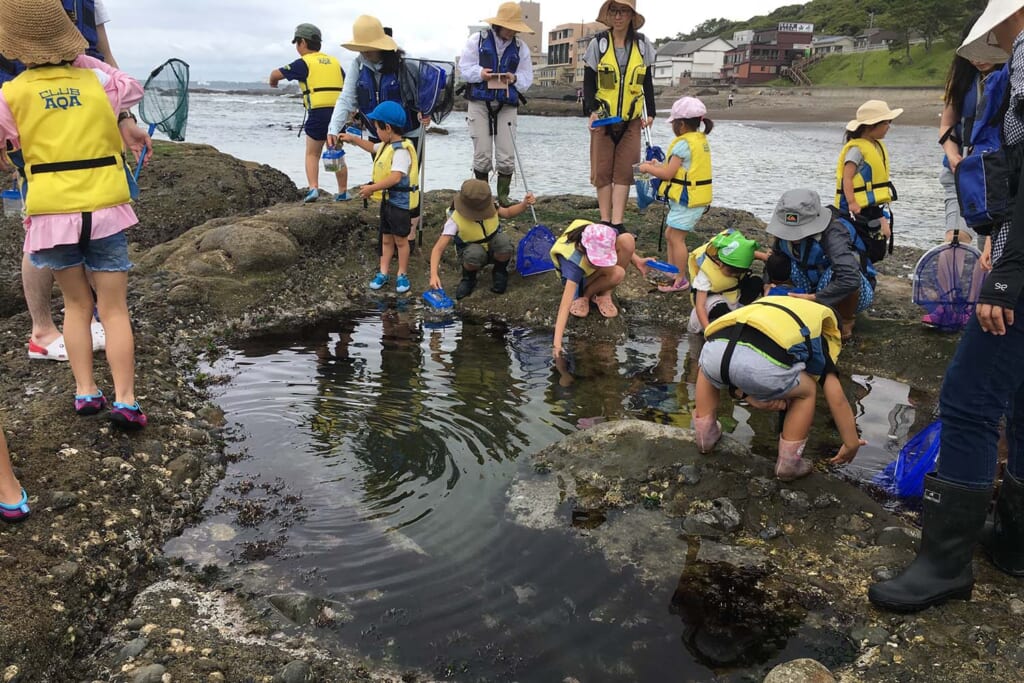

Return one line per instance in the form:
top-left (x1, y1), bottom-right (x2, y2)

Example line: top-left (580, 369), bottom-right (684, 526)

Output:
top-left (0, 488), bottom-right (30, 523)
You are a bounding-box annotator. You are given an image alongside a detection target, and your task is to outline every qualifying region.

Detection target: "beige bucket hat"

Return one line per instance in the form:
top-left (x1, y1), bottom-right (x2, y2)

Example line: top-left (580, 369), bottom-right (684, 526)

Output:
top-left (596, 0), bottom-right (645, 30)
top-left (958, 0), bottom-right (1022, 63)
top-left (342, 15), bottom-right (399, 52)
top-left (845, 100), bottom-right (903, 132)
top-left (483, 2), bottom-right (534, 34)
top-left (0, 0), bottom-right (87, 65)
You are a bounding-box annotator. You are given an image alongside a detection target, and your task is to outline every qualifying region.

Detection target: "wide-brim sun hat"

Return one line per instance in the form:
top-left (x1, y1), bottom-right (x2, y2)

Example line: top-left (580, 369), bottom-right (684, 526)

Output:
top-left (342, 15), bottom-right (399, 52)
top-left (483, 2), bottom-right (535, 34)
top-left (454, 179), bottom-right (498, 221)
top-left (596, 0), bottom-right (645, 30)
top-left (766, 189), bottom-right (833, 242)
top-left (367, 100), bottom-right (407, 129)
top-left (581, 223), bottom-right (619, 268)
top-left (0, 0), bottom-right (87, 65)
top-left (958, 0), bottom-right (1020, 63)
top-left (845, 99), bottom-right (903, 132)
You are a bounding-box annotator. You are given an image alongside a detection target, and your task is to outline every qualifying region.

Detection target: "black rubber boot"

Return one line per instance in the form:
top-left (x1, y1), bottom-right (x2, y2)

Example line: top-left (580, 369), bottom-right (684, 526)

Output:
top-left (474, 170), bottom-right (489, 182)
top-left (490, 260), bottom-right (509, 294)
top-left (455, 269), bottom-right (477, 299)
top-left (497, 173), bottom-right (514, 207)
top-left (868, 475), bottom-right (991, 613)
top-left (984, 469), bottom-right (1024, 576)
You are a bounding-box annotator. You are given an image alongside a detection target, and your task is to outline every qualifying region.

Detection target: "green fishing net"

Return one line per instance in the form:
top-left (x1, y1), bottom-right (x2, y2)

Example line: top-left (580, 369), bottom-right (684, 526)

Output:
top-left (139, 58), bottom-right (189, 141)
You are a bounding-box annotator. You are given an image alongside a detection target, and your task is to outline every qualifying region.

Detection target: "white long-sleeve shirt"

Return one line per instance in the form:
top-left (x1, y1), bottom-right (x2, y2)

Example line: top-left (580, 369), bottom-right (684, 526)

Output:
top-left (458, 30), bottom-right (533, 91)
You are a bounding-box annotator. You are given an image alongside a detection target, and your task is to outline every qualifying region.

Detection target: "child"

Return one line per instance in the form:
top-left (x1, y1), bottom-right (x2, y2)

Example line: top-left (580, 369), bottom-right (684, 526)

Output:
top-left (638, 96), bottom-right (714, 293)
top-left (763, 250), bottom-right (805, 296)
top-left (0, 0), bottom-right (147, 429)
top-left (686, 230), bottom-right (762, 335)
top-left (692, 296), bottom-right (865, 481)
top-left (340, 100), bottom-right (418, 294)
top-left (836, 100), bottom-right (902, 244)
top-left (428, 178), bottom-right (535, 299)
top-left (550, 221), bottom-right (632, 357)
top-left (0, 425), bottom-right (29, 523)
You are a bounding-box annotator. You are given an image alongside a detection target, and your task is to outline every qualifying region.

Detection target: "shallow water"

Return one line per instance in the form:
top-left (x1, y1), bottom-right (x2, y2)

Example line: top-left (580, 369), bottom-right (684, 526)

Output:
top-left (185, 92), bottom-right (946, 248)
top-left (167, 306), bottom-right (918, 680)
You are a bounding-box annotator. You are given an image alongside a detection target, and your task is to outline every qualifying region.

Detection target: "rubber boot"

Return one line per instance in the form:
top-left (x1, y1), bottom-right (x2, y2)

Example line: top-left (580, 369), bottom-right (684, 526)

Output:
top-left (455, 268), bottom-right (477, 300)
top-left (775, 437), bottom-right (813, 482)
top-left (497, 173), bottom-right (514, 208)
top-left (984, 469), bottom-right (1024, 576)
top-left (693, 413), bottom-right (721, 454)
top-left (474, 170), bottom-right (489, 182)
top-left (491, 260), bottom-right (509, 294)
top-left (868, 475), bottom-right (992, 612)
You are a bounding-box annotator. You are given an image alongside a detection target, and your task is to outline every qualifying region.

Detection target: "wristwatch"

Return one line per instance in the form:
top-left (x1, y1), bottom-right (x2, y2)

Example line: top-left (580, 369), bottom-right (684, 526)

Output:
top-left (117, 110), bottom-right (137, 124)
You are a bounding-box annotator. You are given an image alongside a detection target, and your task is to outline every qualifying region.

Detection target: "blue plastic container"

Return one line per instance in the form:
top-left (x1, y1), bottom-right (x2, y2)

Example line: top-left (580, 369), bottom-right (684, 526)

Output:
top-left (592, 116), bottom-right (623, 127)
top-left (345, 126), bottom-right (363, 137)
top-left (422, 288), bottom-right (454, 309)
top-left (321, 147), bottom-right (345, 172)
top-left (2, 188), bottom-right (22, 217)
top-left (647, 260), bottom-right (679, 274)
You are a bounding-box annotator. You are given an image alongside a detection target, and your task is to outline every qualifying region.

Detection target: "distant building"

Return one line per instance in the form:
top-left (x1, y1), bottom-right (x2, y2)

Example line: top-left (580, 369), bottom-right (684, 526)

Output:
top-left (811, 35), bottom-right (856, 56)
top-left (854, 28), bottom-right (902, 51)
top-left (721, 22), bottom-right (815, 84)
top-left (539, 21), bottom-right (604, 86)
top-left (652, 36), bottom-right (733, 86)
top-left (518, 1), bottom-right (544, 66)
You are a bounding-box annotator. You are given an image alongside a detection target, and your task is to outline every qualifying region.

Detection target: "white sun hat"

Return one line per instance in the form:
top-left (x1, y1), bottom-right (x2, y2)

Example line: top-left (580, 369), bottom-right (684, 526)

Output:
top-left (958, 0), bottom-right (1022, 63)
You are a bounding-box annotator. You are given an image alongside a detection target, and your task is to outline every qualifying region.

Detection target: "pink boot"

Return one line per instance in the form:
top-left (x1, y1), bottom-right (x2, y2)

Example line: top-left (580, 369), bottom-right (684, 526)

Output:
top-left (776, 437), bottom-right (813, 481)
top-left (693, 413), bottom-right (721, 454)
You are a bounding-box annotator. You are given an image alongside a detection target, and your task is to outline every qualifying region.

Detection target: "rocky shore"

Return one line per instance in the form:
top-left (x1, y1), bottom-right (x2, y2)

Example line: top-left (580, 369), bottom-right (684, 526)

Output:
top-left (0, 141), bottom-right (1016, 683)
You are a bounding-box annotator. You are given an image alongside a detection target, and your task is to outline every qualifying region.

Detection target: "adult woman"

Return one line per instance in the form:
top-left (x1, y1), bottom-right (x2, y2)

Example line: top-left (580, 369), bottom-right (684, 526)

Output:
top-left (582, 0), bottom-right (656, 233)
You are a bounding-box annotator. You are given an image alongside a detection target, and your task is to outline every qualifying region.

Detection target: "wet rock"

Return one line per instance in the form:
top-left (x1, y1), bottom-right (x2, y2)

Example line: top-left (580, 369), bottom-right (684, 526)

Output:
top-left (696, 540), bottom-right (768, 568)
top-left (1010, 598), bottom-right (1024, 616)
top-left (871, 566), bottom-right (899, 582)
top-left (759, 525), bottom-right (783, 541)
top-left (779, 489), bottom-right (810, 510)
top-left (196, 223), bottom-right (300, 274)
top-left (678, 464), bottom-right (701, 485)
top-left (118, 637), bottom-right (148, 661)
top-left (194, 658), bottom-right (224, 672)
top-left (49, 561), bottom-right (79, 582)
top-left (101, 456), bottom-right (125, 470)
top-left (762, 658), bottom-right (835, 682)
top-left (747, 477), bottom-right (777, 498)
top-left (876, 526), bottom-right (920, 549)
top-left (812, 493), bottom-right (839, 509)
top-left (50, 490), bottom-right (78, 511)
top-left (682, 498), bottom-right (742, 537)
top-left (124, 617), bottom-right (146, 631)
top-left (167, 454), bottom-right (202, 486)
top-left (274, 659), bottom-right (311, 683)
top-left (850, 625), bottom-right (890, 647)
top-left (131, 664), bottom-right (166, 683)
top-left (2, 665), bottom-right (20, 683)
top-left (836, 514), bottom-right (872, 533)
top-left (267, 593), bottom-right (352, 627)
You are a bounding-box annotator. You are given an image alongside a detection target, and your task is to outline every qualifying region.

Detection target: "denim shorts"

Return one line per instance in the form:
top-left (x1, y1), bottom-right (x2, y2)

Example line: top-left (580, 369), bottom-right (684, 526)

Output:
top-left (30, 231), bottom-right (132, 272)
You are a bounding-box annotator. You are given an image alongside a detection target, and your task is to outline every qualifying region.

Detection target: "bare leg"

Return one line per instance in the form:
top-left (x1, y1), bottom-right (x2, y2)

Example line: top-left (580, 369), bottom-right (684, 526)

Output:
top-left (334, 166), bottom-right (348, 196)
top-left (694, 370), bottom-right (721, 421)
top-left (379, 235), bottom-right (395, 276)
top-left (610, 183), bottom-right (631, 225)
top-left (305, 136), bottom-right (324, 190)
top-left (596, 184), bottom-right (613, 223)
top-left (395, 237), bottom-right (410, 277)
top-left (0, 427), bottom-right (22, 506)
top-left (22, 252), bottom-right (60, 346)
top-left (91, 270), bottom-right (135, 405)
top-left (779, 374), bottom-right (817, 441)
top-left (50, 266), bottom-right (97, 398)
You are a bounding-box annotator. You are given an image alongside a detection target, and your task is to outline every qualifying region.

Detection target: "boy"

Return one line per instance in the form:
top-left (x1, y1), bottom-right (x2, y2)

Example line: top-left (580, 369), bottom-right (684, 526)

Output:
top-left (763, 250), bottom-right (805, 296)
top-left (692, 296), bottom-right (864, 481)
top-left (687, 231), bottom-right (762, 335)
top-left (341, 101), bottom-right (418, 293)
top-left (429, 178), bottom-right (535, 299)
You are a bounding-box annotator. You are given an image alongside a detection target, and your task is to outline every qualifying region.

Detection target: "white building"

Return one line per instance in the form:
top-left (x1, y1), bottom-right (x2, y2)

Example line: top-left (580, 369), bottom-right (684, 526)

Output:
top-left (652, 36), bottom-right (733, 86)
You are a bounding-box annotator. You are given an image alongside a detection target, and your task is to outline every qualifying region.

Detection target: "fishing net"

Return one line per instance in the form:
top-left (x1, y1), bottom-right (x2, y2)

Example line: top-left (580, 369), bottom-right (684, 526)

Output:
top-left (912, 238), bottom-right (984, 331)
top-left (408, 58), bottom-right (455, 124)
top-left (873, 420), bottom-right (940, 498)
top-left (516, 225), bottom-right (556, 276)
top-left (139, 58), bottom-right (190, 141)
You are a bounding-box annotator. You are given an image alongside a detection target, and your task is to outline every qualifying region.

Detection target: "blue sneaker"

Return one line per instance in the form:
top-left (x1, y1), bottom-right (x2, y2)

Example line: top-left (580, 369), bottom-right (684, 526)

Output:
top-left (396, 274), bottom-right (410, 293)
top-left (303, 188), bottom-right (319, 203)
top-left (369, 272), bottom-right (389, 290)
top-left (334, 191), bottom-right (351, 202)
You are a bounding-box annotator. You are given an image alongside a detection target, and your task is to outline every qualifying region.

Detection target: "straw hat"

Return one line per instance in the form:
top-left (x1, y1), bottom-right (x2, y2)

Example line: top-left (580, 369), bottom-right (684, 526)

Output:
top-left (342, 15), bottom-right (399, 52)
top-left (596, 0), bottom-right (646, 30)
top-left (958, 0), bottom-right (1022, 63)
top-left (845, 100), bottom-right (903, 132)
top-left (454, 179), bottom-right (498, 221)
top-left (483, 2), bottom-right (534, 34)
top-left (0, 0), bottom-right (87, 65)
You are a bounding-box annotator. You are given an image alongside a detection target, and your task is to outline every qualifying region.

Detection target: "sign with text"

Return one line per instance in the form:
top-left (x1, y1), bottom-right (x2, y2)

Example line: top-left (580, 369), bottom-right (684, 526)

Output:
top-left (778, 22), bottom-right (814, 33)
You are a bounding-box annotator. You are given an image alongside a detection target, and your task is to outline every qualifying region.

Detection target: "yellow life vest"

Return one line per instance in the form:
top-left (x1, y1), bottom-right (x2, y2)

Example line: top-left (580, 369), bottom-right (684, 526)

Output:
top-left (4, 65), bottom-right (130, 216)
top-left (550, 219), bottom-right (598, 278)
top-left (658, 131), bottom-right (712, 207)
top-left (594, 31), bottom-right (648, 121)
top-left (703, 296), bottom-right (842, 378)
top-left (687, 233), bottom-right (741, 303)
top-left (300, 52), bottom-right (343, 110)
top-left (834, 138), bottom-right (896, 208)
top-left (371, 138), bottom-right (420, 210)
top-left (451, 209), bottom-right (500, 248)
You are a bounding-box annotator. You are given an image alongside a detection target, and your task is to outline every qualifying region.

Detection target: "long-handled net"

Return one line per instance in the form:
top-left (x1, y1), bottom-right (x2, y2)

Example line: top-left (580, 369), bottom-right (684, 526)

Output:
top-left (134, 58), bottom-right (190, 179)
top-left (912, 232), bottom-right (984, 331)
top-left (407, 58), bottom-right (455, 245)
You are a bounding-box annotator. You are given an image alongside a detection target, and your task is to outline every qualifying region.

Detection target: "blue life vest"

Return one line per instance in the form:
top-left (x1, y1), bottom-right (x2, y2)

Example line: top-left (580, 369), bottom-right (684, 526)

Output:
top-left (0, 0), bottom-right (102, 84)
top-left (467, 30), bottom-right (521, 106)
top-left (776, 217), bottom-right (877, 290)
top-left (955, 63), bottom-right (1012, 232)
top-left (943, 72), bottom-right (981, 170)
top-left (355, 64), bottom-right (417, 135)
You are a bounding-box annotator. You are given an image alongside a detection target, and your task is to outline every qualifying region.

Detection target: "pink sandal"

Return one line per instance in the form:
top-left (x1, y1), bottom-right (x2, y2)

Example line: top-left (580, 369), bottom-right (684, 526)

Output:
top-left (569, 297), bottom-right (590, 318)
top-left (657, 279), bottom-right (690, 293)
top-left (591, 294), bottom-right (618, 318)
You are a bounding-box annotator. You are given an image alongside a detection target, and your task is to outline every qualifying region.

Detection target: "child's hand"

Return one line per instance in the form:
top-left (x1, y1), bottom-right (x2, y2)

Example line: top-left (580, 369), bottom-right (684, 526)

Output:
top-left (358, 184), bottom-right (374, 200)
top-left (830, 439), bottom-right (867, 465)
top-left (429, 274), bottom-right (442, 290)
top-left (880, 217), bottom-right (891, 239)
top-left (848, 201), bottom-right (861, 217)
top-left (523, 192), bottom-right (536, 206)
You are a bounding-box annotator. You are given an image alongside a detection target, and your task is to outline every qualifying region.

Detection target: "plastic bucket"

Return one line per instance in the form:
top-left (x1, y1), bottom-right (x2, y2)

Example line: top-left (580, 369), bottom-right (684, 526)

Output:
top-left (2, 189), bottom-right (22, 217)
top-left (322, 148), bottom-right (345, 173)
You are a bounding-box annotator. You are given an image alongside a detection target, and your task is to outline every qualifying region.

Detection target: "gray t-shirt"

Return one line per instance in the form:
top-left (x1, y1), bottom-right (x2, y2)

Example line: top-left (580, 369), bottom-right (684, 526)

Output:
top-left (583, 32), bottom-right (657, 72)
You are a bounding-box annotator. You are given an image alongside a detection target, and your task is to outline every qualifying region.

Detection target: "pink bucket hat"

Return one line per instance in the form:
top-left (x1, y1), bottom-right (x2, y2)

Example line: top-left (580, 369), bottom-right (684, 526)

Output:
top-left (581, 224), bottom-right (618, 267)
top-left (667, 96), bottom-right (707, 123)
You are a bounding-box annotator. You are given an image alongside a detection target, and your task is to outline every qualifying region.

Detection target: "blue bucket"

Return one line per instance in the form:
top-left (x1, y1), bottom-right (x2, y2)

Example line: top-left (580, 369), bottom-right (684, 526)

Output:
top-left (517, 225), bottom-right (556, 277)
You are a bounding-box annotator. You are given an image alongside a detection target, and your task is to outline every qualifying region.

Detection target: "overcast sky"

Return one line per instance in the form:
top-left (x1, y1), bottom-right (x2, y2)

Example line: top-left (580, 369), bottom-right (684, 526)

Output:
top-left (103, 0), bottom-right (795, 82)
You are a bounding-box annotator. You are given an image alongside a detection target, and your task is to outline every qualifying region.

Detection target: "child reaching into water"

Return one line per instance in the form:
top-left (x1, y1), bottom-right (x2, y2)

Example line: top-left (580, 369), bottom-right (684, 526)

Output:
top-left (340, 100), bottom-right (419, 294)
top-left (692, 296), bottom-right (865, 481)
top-left (763, 251), bottom-right (805, 296)
top-left (638, 96), bottom-right (714, 293)
top-left (0, 0), bottom-right (147, 429)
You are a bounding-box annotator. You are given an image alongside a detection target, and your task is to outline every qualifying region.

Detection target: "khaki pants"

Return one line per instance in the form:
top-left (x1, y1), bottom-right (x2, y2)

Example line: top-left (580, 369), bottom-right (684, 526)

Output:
top-left (466, 99), bottom-right (518, 176)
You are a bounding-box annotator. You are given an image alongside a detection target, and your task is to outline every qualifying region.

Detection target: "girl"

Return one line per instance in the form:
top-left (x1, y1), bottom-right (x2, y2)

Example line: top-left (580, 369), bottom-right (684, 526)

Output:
top-left (0, 425), bottom-right (29, 523)
top-left (0, 0), bottom-right (146, 430)
top-left (686, 231), bottom-right (760, 335)
top-left (692, 296), bottom-right (864, 482)
top-left (836, 100), bottom-right (902, 246)
top-left (550, 221), bottom-right (633, 357)
top-left (638, 96), bottom-right (713, 292)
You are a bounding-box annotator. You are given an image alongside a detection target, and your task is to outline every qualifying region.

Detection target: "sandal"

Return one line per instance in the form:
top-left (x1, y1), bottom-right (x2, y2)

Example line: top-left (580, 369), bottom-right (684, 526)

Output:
top-left (28, 335), bottom-right (68, 361)
top-left (74, 390), bottom-right (107, 416)
top-left (0, 488), bottom-right (30, 523)
top-left (591, 294), bottom-right (618, 318)
top-left (569, 297), bottom-right (590, 318)
top-left (657, 279), bottom-right (690, 293)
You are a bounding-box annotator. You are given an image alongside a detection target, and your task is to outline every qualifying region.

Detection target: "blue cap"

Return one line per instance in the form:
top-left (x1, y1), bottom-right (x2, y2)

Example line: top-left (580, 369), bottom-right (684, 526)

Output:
top-left (367, 100), bottom-right (407, 129)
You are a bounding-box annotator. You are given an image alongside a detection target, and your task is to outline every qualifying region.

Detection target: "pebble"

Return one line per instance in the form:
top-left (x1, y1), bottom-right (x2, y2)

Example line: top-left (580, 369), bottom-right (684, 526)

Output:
top-left (119, 638), bottom-right (148, 661)
top-left (3, 665), bottom-right (19, 683)
top-left (678, 464), bottom-right (701, 485)
top-left (49, 561), bottom-right (79, 582)
top-left (779, 489), bottom-right (811, 510)
top-left (850, 626), bottom-right (890, 647)
top-left (871, 566), bottom-right (899, 582)
top-left (131, 664), bottom-right (166, 683)
top-left (1010, 598), bottom-right (1024, 616)
top-left (875, 526), bottom-right (920, 550)
top-left (763, 658), bottom-right (836, 683)
top-left (208, 674), bottom-right (225, 683)
top-left (124, 618), bottom-right (146, 631)
top-left (836, 514), bottom-right (872, 533)
top-left (681, 497), bottom-right (742, 537)
top-left (50, 491), bottom-right (79, 511)
top-left (747, 476), bottom-right (777, 498)
top-left (274, 660), bottom-right (311, 683)
top-left (101, 456), bottom-right (124, 470)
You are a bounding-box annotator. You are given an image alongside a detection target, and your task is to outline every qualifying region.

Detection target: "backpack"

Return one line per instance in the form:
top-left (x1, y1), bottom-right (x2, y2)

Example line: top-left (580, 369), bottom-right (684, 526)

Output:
top-left (848, 207), bottom-right (891, 263)
top-left (410, 59), bottom-right (455, 123)
top-left (955, 64), bottom-right (1011, 234)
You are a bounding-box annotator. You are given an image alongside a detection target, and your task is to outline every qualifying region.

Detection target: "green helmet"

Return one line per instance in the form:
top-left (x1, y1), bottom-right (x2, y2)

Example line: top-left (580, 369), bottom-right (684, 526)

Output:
top-left (715, 235), bottom-right (757, 270)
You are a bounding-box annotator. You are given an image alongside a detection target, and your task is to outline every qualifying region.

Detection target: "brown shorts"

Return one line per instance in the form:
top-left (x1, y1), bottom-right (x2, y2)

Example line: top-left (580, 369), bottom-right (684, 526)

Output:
top-left (589, 117), bottom-right (642, 188)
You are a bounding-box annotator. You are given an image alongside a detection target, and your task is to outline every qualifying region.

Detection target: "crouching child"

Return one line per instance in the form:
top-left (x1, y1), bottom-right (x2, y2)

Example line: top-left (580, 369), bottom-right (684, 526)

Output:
top-left (691, 296), bottom-right (865, 481)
